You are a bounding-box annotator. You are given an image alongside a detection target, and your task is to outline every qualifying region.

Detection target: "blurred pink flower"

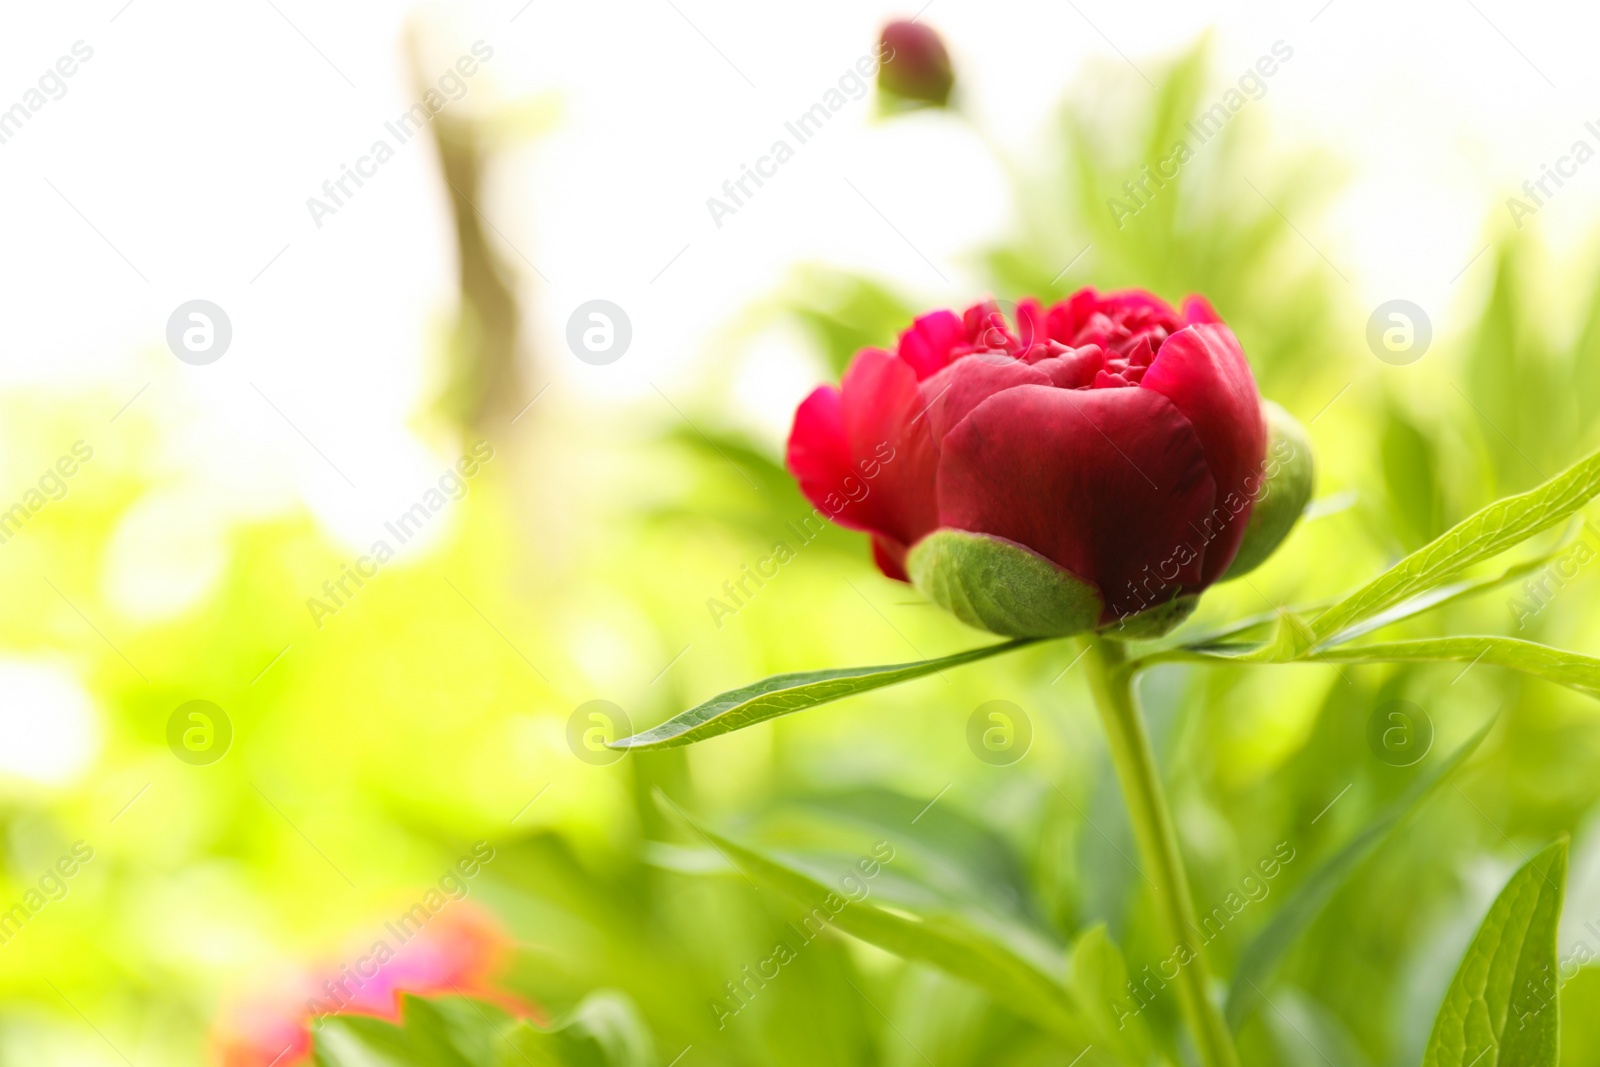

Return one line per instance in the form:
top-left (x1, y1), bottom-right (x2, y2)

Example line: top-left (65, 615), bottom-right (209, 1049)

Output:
top-left (215, 905), bottom-right (531, 1067)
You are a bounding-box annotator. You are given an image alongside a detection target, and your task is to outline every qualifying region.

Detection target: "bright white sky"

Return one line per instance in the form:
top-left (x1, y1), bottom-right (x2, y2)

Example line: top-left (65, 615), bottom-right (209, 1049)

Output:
top-left (2, 0), bottom-right (1597, 584)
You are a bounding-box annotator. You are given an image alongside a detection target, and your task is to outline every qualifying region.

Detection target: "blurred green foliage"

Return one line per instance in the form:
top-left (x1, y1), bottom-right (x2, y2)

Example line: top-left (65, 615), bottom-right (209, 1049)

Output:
top-left (4, 35), bottom-right (1600, 1067)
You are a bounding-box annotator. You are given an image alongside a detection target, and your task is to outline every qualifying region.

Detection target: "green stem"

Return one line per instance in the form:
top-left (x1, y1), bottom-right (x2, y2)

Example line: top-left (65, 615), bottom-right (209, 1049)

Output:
top-left (1082, 636), bottom-right (1240, 1067)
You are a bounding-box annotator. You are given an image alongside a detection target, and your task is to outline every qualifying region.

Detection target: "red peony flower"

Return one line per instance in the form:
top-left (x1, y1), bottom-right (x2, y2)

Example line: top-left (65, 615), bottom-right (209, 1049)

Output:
top-left (878, 20), bottom-right (955, 109)
top-left (786, 288), bottom-right (1312, 638)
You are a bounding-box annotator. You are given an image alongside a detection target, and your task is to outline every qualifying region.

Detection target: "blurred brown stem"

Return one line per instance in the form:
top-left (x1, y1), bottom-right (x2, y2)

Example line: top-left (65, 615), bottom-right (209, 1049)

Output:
top-left (409, 32), bottom-right (527, 432)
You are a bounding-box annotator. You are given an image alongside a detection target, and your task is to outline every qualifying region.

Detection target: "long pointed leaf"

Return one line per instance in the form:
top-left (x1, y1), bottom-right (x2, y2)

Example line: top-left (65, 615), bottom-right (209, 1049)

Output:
top-left (1310, 445), bottom-right (1600, 643)
top-left (612, 639), bottom-right (1036, 750)
top-left (655, 794), bottom-right (1088, 1040)
top-left (1311, 637), bottom-right (1600, 698)
top-left (1318, 530), bottom-right (1580, 648)
top-left (1224, 713), bottom-right (1498, 1029)
top-left (1422, 839), bottom-right (1568, 1066)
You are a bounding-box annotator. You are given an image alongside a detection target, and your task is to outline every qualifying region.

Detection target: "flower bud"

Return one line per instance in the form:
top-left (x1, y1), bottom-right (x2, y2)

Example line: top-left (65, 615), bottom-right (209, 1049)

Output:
top-left (787, 288), bottom-right (1278, 642)
top-left (877, 21), bottom-right (955, 109)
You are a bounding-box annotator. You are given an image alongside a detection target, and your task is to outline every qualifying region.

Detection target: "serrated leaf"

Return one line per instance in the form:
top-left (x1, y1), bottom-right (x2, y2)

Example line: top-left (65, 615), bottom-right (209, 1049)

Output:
top-left (1311, 637), bottom-right (1600, 699)
top-left (1309, 444), bottom-right (1600, 645)
top-left (1422, 839), bottom-right (1568, 1067)
top-left (1225, 713), bottom-right (1497, 1029)
top-left (655, 794), bottom-right (1088, 1041)
top-left (612, 640), bottom-right (1035, 750)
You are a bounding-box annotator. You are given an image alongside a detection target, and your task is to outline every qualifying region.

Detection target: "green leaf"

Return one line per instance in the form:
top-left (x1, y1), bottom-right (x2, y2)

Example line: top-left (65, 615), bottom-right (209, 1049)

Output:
top-left (502, 993), bottom-right (657, 1067)
top-left (1557, 967), bottom-right (1600, 1064)
top-left (1256, 988), bottom-right (1375, 1067)
top-left (1309, 442), bottom-right (1600, 645)
top-left (655, 793), bottom-right (1088, 1041)
top-left (1155, 537), bottom-right (1576, 670)
top-left (313, 993), bottom-right (658, 1067)
top-left (1184, 612), bottom-right (1315, 664)
top-left (1224, 713), bottom-right (1498, 1029)
top-left (1069, 924), bottom-right (1162, 1062)
top-left (779, 788), bottom-right (1053, 936)
top-left (1317, 533), bottom-right (1578, 648)
top-left (611, 640), bottom-right (1036, 750)
top-left (1311, 637), bottom-right (1600, 699)
top-left (315, 1013), bottom-right (431, 1067)
top-left (1422, 838), bottom-right (1568, 1067)
top-left (1163, 597), bottom-right (1338, 650)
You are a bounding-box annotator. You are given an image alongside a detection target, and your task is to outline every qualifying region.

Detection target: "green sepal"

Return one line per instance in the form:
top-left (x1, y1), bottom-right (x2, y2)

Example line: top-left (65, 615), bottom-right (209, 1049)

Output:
top-left (1101, 594), bottom-right (1201, 641)
top-left (907, 529), bottom-right (1103, 638)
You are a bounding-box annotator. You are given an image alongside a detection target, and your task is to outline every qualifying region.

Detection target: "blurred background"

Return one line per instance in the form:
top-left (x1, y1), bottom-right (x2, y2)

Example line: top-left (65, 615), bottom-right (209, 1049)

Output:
top-left (5, 0), bottom-right (1600, 1063)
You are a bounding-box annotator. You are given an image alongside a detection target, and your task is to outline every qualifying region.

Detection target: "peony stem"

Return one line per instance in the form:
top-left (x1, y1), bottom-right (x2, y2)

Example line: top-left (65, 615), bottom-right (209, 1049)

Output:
top-left (1082, 636), bottom-right (1241, 1067)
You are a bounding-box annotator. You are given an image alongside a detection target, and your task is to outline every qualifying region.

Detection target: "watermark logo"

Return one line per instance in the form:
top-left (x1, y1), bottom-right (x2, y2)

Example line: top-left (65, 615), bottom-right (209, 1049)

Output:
top-left (966, 700), bottom-right (1032, 766)
top-left (0, 440), bottom-right (93, 547)
top-left (306, 42), bottom-right (495, 230)
top-left (568, 700), bottom-right (630, 766)
top-left (1110, 41), bottom-right (1294, 228)
top-left (1366, 300), bottom-right (1431, 366)
top-left (167, 699), bottom-right (232, 766)
top-left (705, 45), bottom-right (892, 230)
top-left (0, 40), bottom-right (94, 148)
top-left (1508, 524), bottom-right (1600, 629)
top-left (0, 841), bottom-right (94, 946)
top-left (710, 841), bottom-right (896, 1029)
top-left (1366, 699), bottom-right (1433, 767)
top-left (167, 300), bottom-right (232, 365)
top-left (566, 300), bottom-right (632, 365)
top-left (305, 442), bottom-right (495, 628)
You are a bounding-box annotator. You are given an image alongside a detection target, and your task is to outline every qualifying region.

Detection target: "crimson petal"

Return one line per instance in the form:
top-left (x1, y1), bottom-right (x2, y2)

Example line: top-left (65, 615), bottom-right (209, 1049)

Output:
top-left (936, 384), bottom-right (1216, 621)
top-left (838, 348), bottom-right (940, 553)
top-left (1140, 323), bottom-right (1267, 582)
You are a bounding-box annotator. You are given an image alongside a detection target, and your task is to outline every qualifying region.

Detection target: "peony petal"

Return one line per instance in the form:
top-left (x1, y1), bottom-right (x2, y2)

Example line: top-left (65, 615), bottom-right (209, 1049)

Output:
top-left (896, 310), bottom-right (966, 380)
top-left (936, 384), bottom-right (1216, 621)
top-left (915, 352), bottom-right (1054, 442)
top-left (1030, 345), bottom-right (1105, 388)
top-left (1140, 323), bottom-right (1266, 582)
top-left (1014, 298), bottom-right (1048, 349)
top-left (872, 535), bottom-right (911, 582)
top-left (962, 300), bottom-right (1016, 353)
top-left (787, 385), bottom-right (871, 530)
top-left (838, 348), bottom-right (941, 551)
top-left (1182, 294), bottom-right (1222, 324)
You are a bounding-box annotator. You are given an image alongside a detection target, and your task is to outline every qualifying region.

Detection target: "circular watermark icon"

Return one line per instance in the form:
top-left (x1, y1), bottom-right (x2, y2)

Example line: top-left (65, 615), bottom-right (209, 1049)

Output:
top-left (166, 300), bottom-right (233, 365)
top-left (566, 300), bottom-right (632, 365)
top-left (166, 699), bottom-right (233, 766)
top-left (966, 700), bottom-right (1032, 766)
top-left (1366, 699), bottom-right (1433, 767)
top-left (567, 699), bottom-right (631, 765)
top-left (1366, 300), bottom-right (1431, 366)
top-left (968, 296), bottom-right (1044, 355)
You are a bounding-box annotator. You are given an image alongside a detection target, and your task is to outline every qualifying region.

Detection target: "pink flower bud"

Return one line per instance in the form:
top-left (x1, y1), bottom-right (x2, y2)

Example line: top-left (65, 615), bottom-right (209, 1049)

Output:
top-left (878, 20), bottom-right (955, 109)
